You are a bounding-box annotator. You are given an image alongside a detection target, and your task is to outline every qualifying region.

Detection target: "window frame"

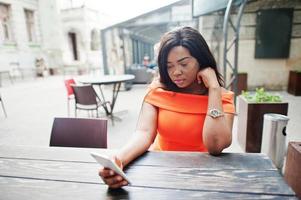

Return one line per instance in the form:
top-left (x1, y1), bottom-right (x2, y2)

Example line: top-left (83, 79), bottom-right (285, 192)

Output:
top-left (24, 8), bottom-right (36, 43)
top-left (0, 3), bottom-right (13, 43)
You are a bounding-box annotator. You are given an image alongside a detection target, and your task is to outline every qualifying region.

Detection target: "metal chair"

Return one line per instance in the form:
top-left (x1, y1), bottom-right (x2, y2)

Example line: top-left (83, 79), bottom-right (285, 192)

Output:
top-left (49, 117), bottom-right (107, 148)
top-left (64, 79), bottom-right (76, 116)
top-left (0, 93), bottom-right (7, 117)
top-left (71, 84), bottom-right (111, 118)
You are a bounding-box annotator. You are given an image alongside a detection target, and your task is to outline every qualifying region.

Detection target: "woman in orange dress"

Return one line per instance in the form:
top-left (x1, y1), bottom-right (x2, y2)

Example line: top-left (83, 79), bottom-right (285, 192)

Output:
top-left (99, 26), bottom-right (235, 188)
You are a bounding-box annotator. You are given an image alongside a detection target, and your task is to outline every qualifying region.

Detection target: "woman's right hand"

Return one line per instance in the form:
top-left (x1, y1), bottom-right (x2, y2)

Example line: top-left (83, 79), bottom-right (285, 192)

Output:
top-left (98, 156), bottom-right (128, 188)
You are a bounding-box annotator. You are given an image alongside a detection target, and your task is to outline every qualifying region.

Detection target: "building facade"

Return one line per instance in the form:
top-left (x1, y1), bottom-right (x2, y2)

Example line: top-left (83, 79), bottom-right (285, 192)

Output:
top-left (0, 0), bottom-right (107, 78)
top-left (199, 0), bottom-right (301, 90)
top-left (0, 0), bottom-right (63, 77)
top-left (60, 6), bottom-right (107, 74)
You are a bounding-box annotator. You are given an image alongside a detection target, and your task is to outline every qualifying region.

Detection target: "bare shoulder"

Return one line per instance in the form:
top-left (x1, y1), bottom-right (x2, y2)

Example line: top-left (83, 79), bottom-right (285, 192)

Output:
top-left (148, 76), bottom-right (166, 90)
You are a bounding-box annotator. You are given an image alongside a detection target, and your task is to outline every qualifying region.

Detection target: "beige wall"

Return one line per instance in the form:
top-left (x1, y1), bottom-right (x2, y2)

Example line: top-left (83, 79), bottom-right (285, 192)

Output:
top-left (200, 2), bottom-right (301, 90)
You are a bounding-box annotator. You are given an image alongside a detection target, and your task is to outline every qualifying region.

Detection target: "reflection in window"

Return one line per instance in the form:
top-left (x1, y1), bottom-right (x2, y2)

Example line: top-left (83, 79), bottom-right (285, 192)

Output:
top-left (0, 3), bottom-right (13, 42)
top-left (24, 9), bottom-right (36, 42)
top-left (131, 38), bottom-right (153, 65)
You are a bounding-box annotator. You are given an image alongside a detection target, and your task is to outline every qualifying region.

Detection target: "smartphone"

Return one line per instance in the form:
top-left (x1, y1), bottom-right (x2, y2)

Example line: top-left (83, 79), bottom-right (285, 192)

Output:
top-left (90, 152), bottom-right (131, 184)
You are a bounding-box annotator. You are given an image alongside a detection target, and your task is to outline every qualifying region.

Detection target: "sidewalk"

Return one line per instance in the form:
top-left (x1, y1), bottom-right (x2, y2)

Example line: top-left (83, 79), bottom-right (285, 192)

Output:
top-left (0, 75), bottom-right (300, 152)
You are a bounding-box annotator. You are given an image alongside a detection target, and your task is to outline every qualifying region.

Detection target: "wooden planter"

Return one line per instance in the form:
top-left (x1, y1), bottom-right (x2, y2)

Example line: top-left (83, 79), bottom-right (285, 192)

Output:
top-left (237, 96), bottom-right (288, 153)
top-left (284, 142), bottom-right (301, 198)
top-left (231, 73), bottom-right (248, 95)
top-left (287, 71), bottom-right (301, 96)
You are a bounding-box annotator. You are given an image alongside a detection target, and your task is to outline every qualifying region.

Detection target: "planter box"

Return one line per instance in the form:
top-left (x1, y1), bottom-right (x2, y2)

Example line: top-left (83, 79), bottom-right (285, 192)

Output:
top-left (231, 73), bottom-right (248, 95)
top-left (237, 96), bottom-right (288, 152)
top-left (284, 142), bottom-right (301, 198)
top-left (287, 71), bottom-right (301, 96)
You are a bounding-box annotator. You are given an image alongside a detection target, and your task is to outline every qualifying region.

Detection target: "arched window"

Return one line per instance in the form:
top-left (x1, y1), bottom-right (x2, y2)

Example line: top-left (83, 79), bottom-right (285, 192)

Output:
top-left (0, 3), bottom-right (13, 42)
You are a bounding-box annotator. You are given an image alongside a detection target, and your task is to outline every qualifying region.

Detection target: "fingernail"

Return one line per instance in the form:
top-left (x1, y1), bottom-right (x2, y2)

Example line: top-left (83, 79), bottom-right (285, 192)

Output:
top-left (123, 181), bottom-right (128, 185)
top-left (110, 170), bottom-right (114, 175)
top-left (117, 176), bottom-right (122, 181)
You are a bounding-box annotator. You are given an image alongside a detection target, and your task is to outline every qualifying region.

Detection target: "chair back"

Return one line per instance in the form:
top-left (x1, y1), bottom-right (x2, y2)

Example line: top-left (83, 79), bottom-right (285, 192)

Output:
top-left (72, 84), bottom-right (98, 105)
top-left (50, 117), bottom-right (107, 148)
top-left (64, 79), bottom-right (76, 96)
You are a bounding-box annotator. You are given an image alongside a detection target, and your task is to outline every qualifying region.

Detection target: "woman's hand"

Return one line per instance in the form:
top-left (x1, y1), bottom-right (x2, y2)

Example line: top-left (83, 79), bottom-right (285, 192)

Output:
top-left (98, 156), bottom-right (129, 188)
top-left (196, 67), bottom-right (220, 89)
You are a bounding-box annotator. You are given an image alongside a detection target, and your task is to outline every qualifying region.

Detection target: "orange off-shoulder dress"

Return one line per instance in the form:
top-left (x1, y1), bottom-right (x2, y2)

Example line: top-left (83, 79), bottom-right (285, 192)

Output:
top-left (144, 88), bottom-right (235, 152)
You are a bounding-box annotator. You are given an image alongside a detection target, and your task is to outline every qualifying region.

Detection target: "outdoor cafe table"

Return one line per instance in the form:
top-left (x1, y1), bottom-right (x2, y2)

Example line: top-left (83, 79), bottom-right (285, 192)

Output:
top-left (0, 145), bottom-right (296, 199)
top-left (77, 74), bottom-right (135, 119)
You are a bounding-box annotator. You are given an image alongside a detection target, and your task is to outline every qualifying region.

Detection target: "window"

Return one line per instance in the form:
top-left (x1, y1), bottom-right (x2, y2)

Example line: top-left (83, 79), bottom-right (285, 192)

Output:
top-left (131, 38), bottom-right (153, 65)
top-left (255, 8), bottom-right (293, 58)
top-left (68, 32), bottom-right (79, 60)
top-left (91, 29), bottom-right (100, 50)
top-left (0, 3), bottom-right (13, 42)
top-left (24, 9), bottom-right (36, 42)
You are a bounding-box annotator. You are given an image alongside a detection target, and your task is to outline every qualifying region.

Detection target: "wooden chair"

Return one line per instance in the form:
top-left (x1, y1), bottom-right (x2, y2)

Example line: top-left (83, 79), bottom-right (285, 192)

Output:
top-left (0, 93), bottom-right (7, 117)
top-left (71, 84), bottom-right (111, 118)
top-left (49, 117), bottom-right (107, 148)
top-left (64, 79), bottom-right (76, 116)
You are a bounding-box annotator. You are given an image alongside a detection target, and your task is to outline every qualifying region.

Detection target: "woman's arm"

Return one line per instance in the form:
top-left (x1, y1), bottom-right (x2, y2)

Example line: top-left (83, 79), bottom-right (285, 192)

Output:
top-left (116, 102), bottom-right (158, 166)
top-left (197, 68), bottom-right (234, 155)
top-left (202, 87), bottom-right (234, 155)
top-left (99, 102), bottom-right (158, 188)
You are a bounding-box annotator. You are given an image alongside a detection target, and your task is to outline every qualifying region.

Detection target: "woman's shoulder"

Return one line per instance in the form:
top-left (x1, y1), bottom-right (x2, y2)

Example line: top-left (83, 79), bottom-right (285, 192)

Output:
top-left (147, 87), bottom-right (234, 97)
top-left (148, 76), bottom-right (165, 90)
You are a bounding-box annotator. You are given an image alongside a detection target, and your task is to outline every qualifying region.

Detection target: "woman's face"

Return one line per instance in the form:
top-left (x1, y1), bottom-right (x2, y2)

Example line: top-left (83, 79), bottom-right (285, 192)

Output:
top-left (167, 46), bottom-right (200, 90)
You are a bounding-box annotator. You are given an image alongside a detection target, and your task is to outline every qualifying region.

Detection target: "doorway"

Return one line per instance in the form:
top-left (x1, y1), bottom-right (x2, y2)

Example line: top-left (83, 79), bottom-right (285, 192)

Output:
top-left (68, 32), bottom-right (78, 60)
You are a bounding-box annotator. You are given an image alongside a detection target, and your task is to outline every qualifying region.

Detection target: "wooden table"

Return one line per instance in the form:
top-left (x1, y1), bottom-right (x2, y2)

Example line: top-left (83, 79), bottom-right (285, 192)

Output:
top-left (0, 145), bottom-right (296, 199)
top-left (77, 75), bottom-right (135, 122)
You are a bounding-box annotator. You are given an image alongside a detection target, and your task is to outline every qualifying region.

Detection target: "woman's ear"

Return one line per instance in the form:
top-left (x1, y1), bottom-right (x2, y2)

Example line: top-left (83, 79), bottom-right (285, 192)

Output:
top-left (196, 71), bottom-right (202, 84)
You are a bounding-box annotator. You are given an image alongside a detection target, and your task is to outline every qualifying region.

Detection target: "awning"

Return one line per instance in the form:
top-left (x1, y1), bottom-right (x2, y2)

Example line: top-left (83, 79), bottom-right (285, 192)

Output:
top-left (192, 0), bottom-right (244, 17)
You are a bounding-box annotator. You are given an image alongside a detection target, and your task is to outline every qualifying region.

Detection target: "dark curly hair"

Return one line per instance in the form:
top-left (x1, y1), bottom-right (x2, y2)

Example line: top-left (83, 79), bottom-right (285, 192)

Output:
top-left (157, 26), bottom-right (224, 91)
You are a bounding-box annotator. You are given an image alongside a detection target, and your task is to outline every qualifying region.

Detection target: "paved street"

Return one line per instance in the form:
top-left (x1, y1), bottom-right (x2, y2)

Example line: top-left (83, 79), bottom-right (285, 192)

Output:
top-left (0, 75), bottom-right (300, 153)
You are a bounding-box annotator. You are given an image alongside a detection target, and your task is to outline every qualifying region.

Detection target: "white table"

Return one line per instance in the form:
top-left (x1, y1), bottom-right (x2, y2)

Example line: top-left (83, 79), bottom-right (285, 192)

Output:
top-left (78, 74), bottom-right (135, 121)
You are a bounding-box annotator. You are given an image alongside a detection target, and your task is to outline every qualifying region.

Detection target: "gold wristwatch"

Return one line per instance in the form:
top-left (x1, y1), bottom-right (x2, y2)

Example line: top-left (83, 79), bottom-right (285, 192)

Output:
top-left (207, 108), bottom-right (224, 118)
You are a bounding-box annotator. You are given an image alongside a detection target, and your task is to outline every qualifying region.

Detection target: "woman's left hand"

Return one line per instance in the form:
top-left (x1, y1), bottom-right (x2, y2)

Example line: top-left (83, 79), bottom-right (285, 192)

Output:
top-left (196, 67), bottom-right (220, 89)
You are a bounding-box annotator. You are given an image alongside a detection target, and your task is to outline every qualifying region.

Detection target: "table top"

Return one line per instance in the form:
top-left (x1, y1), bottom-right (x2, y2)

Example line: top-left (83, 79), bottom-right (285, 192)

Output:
top-left (78, 74), bottom-right (135, 85)
top-left (0, 145), bottom-right (296, 200)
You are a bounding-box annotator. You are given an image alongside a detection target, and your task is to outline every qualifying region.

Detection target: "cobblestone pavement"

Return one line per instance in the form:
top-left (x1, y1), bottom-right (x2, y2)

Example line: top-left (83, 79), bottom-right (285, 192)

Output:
top-left (0, 75), bottom-right (300, 153)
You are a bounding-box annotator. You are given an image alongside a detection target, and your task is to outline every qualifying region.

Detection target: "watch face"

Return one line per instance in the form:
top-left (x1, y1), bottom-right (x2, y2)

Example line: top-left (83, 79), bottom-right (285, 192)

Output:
top-left (211, 109), bottom-right (219, 117)
top-left (209, 109), bottom-right (223, 118)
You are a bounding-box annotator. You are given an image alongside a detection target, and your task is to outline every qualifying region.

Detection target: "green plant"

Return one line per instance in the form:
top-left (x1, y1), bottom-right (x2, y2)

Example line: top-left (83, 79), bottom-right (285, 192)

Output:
top-left (295, 69), bottom-right (301, 73)
top-left (242, 87), bottom-right (282, 103)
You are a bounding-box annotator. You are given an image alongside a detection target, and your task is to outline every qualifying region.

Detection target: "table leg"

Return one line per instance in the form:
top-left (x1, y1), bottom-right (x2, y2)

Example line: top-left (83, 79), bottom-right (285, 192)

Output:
top-left (98, 85), bottom-right (111, 116)
top-left (111, 82), bottom-right (121, 112)
top-left (97, 82), bottom-right (125, 125)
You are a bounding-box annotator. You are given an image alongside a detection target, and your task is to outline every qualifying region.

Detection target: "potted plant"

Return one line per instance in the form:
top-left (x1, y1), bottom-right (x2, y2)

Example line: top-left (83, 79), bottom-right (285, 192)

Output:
top-left (237, 88), bottom-right (288, 153)
top-left (287, 70), bottom-right (301, 96)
